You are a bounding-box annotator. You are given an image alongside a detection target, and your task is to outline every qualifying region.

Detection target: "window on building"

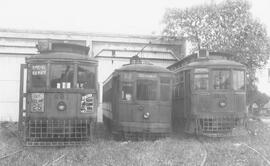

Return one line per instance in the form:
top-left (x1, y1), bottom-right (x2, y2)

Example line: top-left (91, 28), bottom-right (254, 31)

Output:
top-left (136, 79), bottom-right (157, 100)
top-left (213, 69), bottom-right (230, 90)
top-left (50, 64), bottom-right (74, 88)
top-left (31, 64), bottom-right (47, 88)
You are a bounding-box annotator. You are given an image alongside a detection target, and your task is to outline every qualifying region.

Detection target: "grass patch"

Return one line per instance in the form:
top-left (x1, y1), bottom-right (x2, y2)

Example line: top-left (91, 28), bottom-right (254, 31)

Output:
top-left (1, 121), bottom-right (270, 166)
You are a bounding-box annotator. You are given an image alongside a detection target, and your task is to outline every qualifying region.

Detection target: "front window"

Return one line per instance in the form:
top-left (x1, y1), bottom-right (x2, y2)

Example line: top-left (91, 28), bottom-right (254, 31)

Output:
top-left (136, 79), bottom-right (157, 100)
top-left (121, 82), bottom-right (133, 101)
top-left (31, 64), bottom-right (47, 88)
top-left (77, 65), bottom-right (96, 89)
top-left (50, 64), bottom-right (74, 88)
top-left (121, 72), bottom-right (132, 81)
top-left (233, 70), bottom-right (245, 90)
top-left (160, 77), bottom-right (171, 101)
top-left (194, 68), bottom-right (209, 90)
top-left (213, 69), bottom-right (230, 90)
top-left (176, 72), bottom-right (184, 83)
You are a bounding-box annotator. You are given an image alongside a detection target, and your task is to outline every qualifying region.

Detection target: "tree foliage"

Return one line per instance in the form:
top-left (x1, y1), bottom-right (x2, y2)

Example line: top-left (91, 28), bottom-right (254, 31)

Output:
top-left (248, 87), bottom-right (270, 114)
top-left (247, 84), bottom-right (269, 105)
top-left (255, 92), bottom-right (270, 109)
top-left (162, 0), bottom-right (270, 105)
top-left (163, 0), bottom-right (270, 69)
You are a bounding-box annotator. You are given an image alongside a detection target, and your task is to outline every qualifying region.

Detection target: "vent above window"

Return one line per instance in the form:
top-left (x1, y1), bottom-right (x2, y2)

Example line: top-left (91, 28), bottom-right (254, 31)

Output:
top-left (36, 40), bottom-right (89, 55)
top-left (198, 49), bottom-right (209, 58)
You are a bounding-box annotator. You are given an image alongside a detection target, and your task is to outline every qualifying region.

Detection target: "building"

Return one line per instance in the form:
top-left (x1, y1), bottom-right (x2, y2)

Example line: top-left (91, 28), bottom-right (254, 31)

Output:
top-left (0, 29), bottom-right (185, 121)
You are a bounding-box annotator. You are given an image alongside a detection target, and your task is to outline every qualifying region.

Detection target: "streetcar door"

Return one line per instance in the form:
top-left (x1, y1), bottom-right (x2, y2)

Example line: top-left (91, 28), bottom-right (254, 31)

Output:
top-left (18, 64), bottom-right (28, 134)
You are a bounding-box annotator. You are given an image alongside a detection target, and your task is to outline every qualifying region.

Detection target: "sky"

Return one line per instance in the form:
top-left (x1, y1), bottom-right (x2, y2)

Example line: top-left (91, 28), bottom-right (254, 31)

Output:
top-left (0, 0), bottom-right (269, 36)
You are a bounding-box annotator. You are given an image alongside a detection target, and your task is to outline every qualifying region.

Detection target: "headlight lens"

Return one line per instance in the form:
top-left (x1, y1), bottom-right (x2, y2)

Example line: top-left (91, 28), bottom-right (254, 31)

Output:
top-left (57, 101), bottom-right (67, 111)
top-left (219, 100), bottom-right (227, 107)
top-left (143, 112), bottom-right (150, 119)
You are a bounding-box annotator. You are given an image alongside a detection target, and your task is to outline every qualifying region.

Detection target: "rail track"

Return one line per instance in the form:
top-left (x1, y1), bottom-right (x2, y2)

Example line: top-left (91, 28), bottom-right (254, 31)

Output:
top-left (194, 136), bottom-right (208, 166)
top-left (1, 121), bottom-right (269, 165)
top-left (42, 153), bottom-right (67, 166)
top-left (0, 122), bottom-right (23, 162)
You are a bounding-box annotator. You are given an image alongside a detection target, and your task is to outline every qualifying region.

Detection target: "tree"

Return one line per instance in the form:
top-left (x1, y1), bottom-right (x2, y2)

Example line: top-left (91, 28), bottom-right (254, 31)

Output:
top-left (248, 89), bottom-right (270, 115)
top-left (162, 0), bottom-right (270, 105)
top-left (255, 92), bottom-right (270, 111)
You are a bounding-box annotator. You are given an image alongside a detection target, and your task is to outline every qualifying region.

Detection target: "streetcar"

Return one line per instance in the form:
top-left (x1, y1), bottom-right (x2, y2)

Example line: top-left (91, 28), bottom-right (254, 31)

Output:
top-left (168, 50), bottom-right (246, 136)
top-left (103, 56), bottom-right (173, 140)
top-left (18, 42), bottom-right (98, 146)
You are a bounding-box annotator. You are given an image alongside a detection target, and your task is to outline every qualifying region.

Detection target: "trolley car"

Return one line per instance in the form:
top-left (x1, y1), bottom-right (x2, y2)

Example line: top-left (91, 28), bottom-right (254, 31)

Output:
top-left (103, 57), bottom-right (173, 140)
top-left (18, 42), bottom-right (98, 146)
top-left (168, 50), bottom-right (246, 136)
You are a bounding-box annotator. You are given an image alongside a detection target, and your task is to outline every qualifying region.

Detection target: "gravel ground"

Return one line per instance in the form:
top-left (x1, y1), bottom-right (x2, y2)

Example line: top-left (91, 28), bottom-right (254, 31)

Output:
top-left (0, 119), bottom-right (270, 166)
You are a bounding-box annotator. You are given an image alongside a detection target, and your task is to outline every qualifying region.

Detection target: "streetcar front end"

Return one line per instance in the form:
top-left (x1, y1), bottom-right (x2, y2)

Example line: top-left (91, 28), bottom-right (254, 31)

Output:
top-left (18, 43), bottom-right (98, 146)
top-left (186, 62), bottom-right (246, 136)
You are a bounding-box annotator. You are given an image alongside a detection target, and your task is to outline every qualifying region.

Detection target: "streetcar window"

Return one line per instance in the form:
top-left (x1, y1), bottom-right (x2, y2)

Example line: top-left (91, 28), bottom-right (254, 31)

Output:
top-left (121, 82), bottom-right (133, 101)
top-left (173, 87), bottom-right (177, 97)
top-left (176, 72), bottom-right (183, 83)
top-left (77, 65), bottom-right (96, 89)
top-left (213, 69), bottom-right (230, 90)
top-left (179, 72), bottom-right (184, 82)
top-left (175, 71), bottom-right (184, 98)
top-left (136, 79), bottom-right (157, 100)
top-left (31, 64), bottom-right (47, 88)
top-left (194, 74), bottom-right (208, 90)
top-left (175, 71), bottom-right (184, 84)
top-left (50, 64), bottom-right (74, 88)
top-left (233, 70), bottom-right (245, 91)
top-left (160, 77), bottom-right (171, 101)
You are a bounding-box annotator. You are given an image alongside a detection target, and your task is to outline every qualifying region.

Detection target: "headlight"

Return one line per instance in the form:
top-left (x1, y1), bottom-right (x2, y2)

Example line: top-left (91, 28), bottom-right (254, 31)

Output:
top-left (219, 100), bottom-right (227, 108)
top-left (143, 112), bottom-right (150, 119)
top-left (31, 93), bottom-right (44, 112)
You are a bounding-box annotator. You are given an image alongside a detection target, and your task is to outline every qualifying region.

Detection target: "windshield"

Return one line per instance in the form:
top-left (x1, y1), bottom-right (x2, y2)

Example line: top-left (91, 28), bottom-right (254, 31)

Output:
top-left (136, 79), bottom-right (157, 101)
top-left (121, 82), bottom-right (133, 101)
top-left (233, 70), bottom-right (245, 91)
top-left (77, 65), bottom-right (96, 89)
top-left (31, 64), bottom-right (47, 88)
top-left (194, 74), bottom-right (208, 90)
top-left (50, 64), bottom-right (74, 88)
top-left (213, 69), bottom-right (230, 90)
top-left (194, 68), bottom-right (209, 90)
